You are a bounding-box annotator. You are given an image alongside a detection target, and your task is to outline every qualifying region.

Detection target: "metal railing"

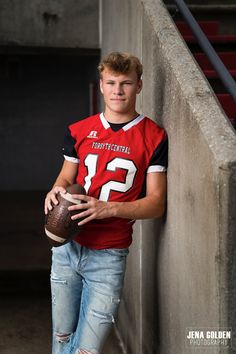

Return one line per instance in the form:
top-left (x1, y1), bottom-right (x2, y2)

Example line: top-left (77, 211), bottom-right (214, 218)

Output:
top-left (174, 0), bottom-right (236, 103)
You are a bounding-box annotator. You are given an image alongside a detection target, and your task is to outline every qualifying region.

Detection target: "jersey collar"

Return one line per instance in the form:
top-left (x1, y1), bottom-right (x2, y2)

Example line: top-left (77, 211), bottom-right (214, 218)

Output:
top-left (100, 112), bottom-right (145, 131)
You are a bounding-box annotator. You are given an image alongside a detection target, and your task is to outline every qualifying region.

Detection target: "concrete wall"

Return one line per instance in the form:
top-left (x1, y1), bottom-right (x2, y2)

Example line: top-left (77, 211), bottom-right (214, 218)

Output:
top-left (0, 0), bottom-right (99, 48)
top-left (101, 0), bottom-right (236, 353)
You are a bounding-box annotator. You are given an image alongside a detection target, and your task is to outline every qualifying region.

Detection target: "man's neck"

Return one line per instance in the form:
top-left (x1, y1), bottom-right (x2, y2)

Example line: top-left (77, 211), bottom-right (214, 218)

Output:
top-left (103, 108), bottom-right (139, 124)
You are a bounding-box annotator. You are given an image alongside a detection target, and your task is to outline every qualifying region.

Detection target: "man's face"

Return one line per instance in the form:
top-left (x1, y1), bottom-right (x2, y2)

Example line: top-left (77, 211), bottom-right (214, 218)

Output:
top-left (100, 68), bottom-right (142, 116)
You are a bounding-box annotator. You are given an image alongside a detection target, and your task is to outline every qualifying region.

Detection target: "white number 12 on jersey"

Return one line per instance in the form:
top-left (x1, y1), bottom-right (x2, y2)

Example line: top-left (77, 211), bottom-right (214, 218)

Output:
top-left (84, 154), bottom-right (137, 201)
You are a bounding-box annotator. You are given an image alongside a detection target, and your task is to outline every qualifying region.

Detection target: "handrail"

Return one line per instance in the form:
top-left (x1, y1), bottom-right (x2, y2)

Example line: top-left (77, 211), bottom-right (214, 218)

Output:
top-left (174, 0), bottom-right (236, 103)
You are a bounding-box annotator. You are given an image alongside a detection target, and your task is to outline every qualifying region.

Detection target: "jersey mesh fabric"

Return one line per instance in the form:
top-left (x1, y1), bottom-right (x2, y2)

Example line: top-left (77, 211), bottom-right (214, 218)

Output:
top-left (63, 113), bottom-right (168, 249)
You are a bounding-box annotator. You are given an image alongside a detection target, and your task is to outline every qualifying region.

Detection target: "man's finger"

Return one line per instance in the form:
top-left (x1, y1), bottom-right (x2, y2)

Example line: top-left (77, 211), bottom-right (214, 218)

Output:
top-left (68, 202), bottom-right (89, 211)
top-left (78, 214), bottom-right (94, 226)
top-left (71, 209), bottom-right (92, 220)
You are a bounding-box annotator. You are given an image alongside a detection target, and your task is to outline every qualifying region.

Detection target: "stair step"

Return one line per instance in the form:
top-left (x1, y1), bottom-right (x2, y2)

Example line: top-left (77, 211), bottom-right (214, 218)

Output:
top-left (194, 52), bottom-right (236, 78)
top-left (174, 18), bottom-right (236, 129)
top-left (217, 94), bottom-right (236, 120)
top-left (202, 69), bottom-right (236, 79)
top-left (217, 94), bottom-right (236, 119)
top-left (176, 21), bottom-right (236, 47)
top-left (206, 78), bottom-right (234, 94)
top-left (187, 41), bottom-right (236, 53)
top-left (176, 21), bottom-right (219, 36)
top-left (183, 34), bottom-right (236, 44)
top-left (168, 4), bottom-right (236, 13)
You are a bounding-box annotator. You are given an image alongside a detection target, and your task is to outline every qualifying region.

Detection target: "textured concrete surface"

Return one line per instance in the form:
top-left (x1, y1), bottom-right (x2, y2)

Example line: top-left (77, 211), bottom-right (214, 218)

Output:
top-left (0, 0), bottom-right (99, 48)
top-left (101, 0), bottom-right (236, 353)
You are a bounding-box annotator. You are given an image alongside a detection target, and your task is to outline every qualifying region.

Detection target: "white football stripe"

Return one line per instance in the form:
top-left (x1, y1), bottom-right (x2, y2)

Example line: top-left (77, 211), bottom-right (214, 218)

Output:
top-left (122, 114), bottom-right (145, 131)
top-left (45, 228), bottom-right (67, 243)
top-left (100, 112), bottom-right (111, 129)
top-left (147, 165), bottom-right (167, 173)
top-left (63, 155), bottom-right (80, 163)
top-left (60, 192), bottom-right (82, 204)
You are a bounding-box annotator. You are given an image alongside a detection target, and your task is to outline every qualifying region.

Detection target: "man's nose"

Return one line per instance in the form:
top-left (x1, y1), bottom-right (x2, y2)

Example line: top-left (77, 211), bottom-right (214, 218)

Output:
top-left (113, 84), bottom-right (123, 95)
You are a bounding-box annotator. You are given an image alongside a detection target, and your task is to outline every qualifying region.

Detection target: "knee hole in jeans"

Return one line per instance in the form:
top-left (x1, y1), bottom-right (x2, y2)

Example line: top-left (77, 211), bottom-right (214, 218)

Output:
top-left (90, 309), bottom-right (115, 324)
top-left (76, 350), bottom-right (97, 354)
top-left (55, 332), bottom-right (71, 343)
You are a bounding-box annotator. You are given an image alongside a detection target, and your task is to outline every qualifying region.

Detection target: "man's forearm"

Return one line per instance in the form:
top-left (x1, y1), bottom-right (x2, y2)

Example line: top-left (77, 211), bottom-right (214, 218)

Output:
top-left (111, 194), bottom-right (166, 220)
top-left (52, 176), bottom-right (72, 189)
top-left (52, 160), bottom-right (78, 189)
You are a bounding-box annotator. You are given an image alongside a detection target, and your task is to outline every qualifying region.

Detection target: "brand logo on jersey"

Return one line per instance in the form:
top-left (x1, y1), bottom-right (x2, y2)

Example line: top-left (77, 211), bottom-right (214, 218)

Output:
top-left (87, 130), bottom-right (98, 139)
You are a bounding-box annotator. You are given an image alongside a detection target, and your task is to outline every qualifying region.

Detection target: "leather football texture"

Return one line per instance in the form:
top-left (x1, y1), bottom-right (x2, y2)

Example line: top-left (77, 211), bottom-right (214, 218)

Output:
top-left (45, 184), bottom-right (86, 247)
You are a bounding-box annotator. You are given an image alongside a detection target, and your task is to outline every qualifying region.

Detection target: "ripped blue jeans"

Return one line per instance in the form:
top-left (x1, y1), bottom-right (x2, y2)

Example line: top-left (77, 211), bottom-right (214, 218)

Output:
top-left (50, 241), bottom-right (128, 354)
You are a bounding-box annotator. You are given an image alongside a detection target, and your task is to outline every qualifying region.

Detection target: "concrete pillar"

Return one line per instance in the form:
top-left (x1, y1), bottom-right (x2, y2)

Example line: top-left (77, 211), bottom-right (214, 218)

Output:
top-left (101, 0), bottom-right (236, 353)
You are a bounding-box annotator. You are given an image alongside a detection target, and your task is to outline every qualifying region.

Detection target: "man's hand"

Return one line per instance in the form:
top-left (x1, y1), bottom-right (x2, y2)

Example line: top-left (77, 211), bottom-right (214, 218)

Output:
top-left (68, 194), bottom-right (115, 225)
top-left (44, 186), bottom-right (67, 215)
top-left (67, 172), bottom-right (167, 225)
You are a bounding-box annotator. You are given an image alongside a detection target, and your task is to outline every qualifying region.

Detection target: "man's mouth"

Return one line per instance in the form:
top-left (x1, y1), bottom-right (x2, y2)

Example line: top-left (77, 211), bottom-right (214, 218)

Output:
top-left (111, 98), bottom-right (125, 101)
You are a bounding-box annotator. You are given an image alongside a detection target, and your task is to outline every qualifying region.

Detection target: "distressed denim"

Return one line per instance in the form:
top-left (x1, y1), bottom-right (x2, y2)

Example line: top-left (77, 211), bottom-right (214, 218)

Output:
top-left (50, 241), bottom-right (129, 354)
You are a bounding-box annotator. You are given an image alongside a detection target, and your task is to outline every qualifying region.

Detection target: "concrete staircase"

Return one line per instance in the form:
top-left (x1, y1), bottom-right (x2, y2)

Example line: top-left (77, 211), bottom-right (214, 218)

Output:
top-left (168, 3), bottom-right (236, 129)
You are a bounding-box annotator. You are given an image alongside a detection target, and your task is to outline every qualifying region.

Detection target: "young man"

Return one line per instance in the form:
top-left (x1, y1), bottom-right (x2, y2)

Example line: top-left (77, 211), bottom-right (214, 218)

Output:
top-left (44, 52), bottom-right (168, 354)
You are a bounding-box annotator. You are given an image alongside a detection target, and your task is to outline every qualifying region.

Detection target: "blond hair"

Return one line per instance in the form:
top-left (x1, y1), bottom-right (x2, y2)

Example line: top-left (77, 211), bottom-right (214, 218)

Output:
top-left (98, 52), bottom-right (143, 80)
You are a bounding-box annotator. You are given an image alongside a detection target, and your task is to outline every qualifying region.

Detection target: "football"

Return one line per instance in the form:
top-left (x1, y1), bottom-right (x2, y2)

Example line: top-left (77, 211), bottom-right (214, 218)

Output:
top-left (45, 184), bottom-right (86, 247)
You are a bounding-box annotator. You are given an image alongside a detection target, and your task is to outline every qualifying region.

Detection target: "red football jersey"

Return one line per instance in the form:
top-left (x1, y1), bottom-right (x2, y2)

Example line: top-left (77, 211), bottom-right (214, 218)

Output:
top-left (63, 113), bottom-right (168, 249)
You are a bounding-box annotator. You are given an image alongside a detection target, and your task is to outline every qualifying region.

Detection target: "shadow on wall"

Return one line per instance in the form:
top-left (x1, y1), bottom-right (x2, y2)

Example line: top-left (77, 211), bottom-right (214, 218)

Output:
top-left (0, 52), bottom-right (100, 191)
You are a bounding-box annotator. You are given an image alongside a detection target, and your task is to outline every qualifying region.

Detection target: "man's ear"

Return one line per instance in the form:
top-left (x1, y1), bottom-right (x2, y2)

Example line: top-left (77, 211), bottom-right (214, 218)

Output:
top-left (137, 79), bottom-right (142, 94)
top-left (100, 79), bottom-right (104, 94)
